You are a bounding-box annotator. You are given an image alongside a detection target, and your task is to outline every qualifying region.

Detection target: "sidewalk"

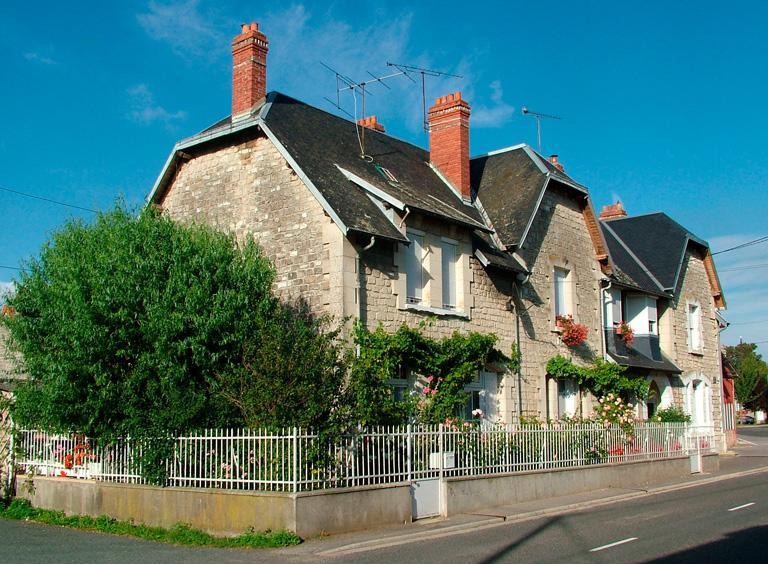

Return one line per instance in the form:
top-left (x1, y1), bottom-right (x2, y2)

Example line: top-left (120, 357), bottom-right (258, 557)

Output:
top-left (285, 440), bottom-right (768, 558)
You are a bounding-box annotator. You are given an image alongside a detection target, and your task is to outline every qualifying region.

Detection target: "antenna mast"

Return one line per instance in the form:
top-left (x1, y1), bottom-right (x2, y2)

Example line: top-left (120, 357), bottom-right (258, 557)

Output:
top-left (387, 62), bottom-right (462, 131)
top-left (521, 106), bottom-right (562, 154)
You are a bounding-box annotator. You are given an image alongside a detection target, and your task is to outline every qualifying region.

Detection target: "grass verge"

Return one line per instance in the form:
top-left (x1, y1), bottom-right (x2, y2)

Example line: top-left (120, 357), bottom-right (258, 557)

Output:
top-left (1, 498), bottom-right (301, 549)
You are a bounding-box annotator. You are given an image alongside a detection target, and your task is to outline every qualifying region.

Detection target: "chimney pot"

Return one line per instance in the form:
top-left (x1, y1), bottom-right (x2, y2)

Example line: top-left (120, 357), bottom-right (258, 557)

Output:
top-left (549, 154), bottom-right (564, 172)
top-left (599, 202), bottom-right (628, 220)
top-left (357, 115), bottom-right (385, 132)
top-left (428, 91), bottom-right (472, 200)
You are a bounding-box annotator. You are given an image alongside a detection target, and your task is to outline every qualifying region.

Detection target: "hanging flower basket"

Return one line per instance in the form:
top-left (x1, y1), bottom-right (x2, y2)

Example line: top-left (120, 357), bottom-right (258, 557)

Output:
top-left (555, 315), bottom-right (588, 347)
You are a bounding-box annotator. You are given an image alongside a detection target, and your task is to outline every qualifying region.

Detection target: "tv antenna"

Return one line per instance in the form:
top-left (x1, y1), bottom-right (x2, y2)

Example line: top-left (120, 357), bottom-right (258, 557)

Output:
top-left (387, 62), bottom-right (462, 131)
top-left (521, 106), bottom-right (561, 154)
top-left (321, 62), bottom-right (407, 158)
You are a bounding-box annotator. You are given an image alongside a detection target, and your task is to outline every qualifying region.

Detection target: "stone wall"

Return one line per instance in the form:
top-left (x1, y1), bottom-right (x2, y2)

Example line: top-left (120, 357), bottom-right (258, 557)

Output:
top-left (358, 183), bottom-right (602, 422)
top-left (159, 132), bottom-right (344, 319)
top-left (661, 249), bottom-right (723, 434)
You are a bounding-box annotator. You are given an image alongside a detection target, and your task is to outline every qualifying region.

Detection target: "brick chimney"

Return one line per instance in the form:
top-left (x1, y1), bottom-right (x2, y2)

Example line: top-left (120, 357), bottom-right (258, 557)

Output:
top-left (231, 22), bottom-right (269, 119)
top-left (549, 154), bottom-right (564, 172)
top-left (599, 202), bottom-right (628, 220)
top-left (357, 115), bottom-right (385, 132)
top-left (428, 92), bottom-right (471, 200)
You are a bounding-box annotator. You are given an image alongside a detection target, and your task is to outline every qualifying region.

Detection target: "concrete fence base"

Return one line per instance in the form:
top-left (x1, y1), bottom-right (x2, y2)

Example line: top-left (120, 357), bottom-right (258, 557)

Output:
top-left (17, 454), bottom-right (718, 537)
top-left (16, 477), bottom-right (411, 538)
top-left (442, 454), bottom-right (719, 516)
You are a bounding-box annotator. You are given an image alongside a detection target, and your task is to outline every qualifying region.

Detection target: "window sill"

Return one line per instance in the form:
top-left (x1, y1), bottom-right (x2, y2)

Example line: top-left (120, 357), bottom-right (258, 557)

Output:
top-left (402, 303), bottom-right (469, 319)
top-left (688, 349), bottom-right (704, 356)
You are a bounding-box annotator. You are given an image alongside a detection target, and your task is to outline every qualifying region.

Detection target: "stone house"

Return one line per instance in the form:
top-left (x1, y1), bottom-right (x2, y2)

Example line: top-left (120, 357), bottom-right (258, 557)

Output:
top-left (147, 22), bottom-right (726, 431)
top-left (598, 205), bottom-right (727, 431)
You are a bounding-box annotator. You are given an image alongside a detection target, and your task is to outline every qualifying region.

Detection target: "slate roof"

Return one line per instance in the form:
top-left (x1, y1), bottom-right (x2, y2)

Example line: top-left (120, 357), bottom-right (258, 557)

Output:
top-left (600, 222), bottom-right (668, 295)
top-left (604, 331), bottom-right (681, 373)
top-left (470, 145), bottom-right (587, 249)
top-left (601, 213), bottom-right (708, 293)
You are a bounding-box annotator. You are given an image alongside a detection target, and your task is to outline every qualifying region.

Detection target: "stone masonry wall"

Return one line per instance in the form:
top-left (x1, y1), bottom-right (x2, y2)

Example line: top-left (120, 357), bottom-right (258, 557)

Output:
top-left (159, 133), bottom-right (344, 320)
top-left (359, 184), bottom-right (602, 423)
top-left (515, 185), bottom-right (603, 420)
top-left (661, 249), bottom-right (723, 434)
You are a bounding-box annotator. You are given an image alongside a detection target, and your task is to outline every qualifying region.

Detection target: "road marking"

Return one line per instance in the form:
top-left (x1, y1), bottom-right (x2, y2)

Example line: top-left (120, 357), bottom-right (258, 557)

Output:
top-left (728, 502), bottom-right (755, 512)
top-left (589, 537), bottom-right (638, 552)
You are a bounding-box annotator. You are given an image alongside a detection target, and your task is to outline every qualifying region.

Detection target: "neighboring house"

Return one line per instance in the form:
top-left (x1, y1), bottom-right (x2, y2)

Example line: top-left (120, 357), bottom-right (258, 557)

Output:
top-left (148, 22), bottom-right (726, 432)
top-left (0, 305), bottom-right (27, 393)
top-left (599, 204), bottom-right (727, 433)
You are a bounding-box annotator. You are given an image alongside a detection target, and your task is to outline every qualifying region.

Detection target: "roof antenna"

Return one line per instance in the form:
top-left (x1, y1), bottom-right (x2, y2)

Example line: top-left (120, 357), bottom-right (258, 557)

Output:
top-left (521, 106), bottom-right (562, 154)
top-left (387, 62), bottom-right (462, 132)
top-left (320, 62), bottom-right (406, 159)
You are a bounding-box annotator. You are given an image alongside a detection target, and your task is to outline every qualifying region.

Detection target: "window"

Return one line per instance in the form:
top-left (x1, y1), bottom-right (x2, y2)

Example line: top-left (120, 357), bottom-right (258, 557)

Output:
top-left (553, 267), bottom-right (571, 317)
top-left (406, 232), bottom-right (426, 304)
top-left (687, 302), bottom-right (702, 352)
top-left (441, 240), bottom-right (458, 309)
top-left (557, 378), bottom-right (579, 418)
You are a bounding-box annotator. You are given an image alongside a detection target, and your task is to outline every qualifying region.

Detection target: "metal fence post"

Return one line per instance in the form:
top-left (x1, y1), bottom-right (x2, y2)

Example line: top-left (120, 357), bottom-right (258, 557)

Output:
top-left (438, 424), bottom-right (444, 481)
top-left (406, 423), bottom-right (412, 483)
top-left (292, 427), bottom-right (299, 493)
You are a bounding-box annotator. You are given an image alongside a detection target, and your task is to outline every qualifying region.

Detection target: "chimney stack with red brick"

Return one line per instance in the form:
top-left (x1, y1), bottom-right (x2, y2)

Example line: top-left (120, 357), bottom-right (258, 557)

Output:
top-left (357, 116), bottom-right (385, 132)
top-left (549, 154), bottom-right (564, 172)
top-left (599, 202), bottom-right (628, 220)
top-left (428, 92), bottom-right (472, 200)
top-left (232, 22), bottom-right (269, 119)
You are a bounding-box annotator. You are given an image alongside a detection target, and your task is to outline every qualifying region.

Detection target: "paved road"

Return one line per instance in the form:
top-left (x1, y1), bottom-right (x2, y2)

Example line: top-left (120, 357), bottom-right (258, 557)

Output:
top-left (317, 470), bottom-right (768, 563)
top-left (2, 429), bottom-right (768, 563)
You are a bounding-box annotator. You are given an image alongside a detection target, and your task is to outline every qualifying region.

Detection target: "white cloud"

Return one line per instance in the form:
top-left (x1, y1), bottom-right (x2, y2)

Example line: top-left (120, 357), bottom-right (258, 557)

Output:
top-left (137, 0), bottom-right (228, 60)
top-left (127, 84), bottom-right (187, 126)
top-left (472, 80), bottom-right (515, 128)
top-left (24, 52), bottom-right (56, 65)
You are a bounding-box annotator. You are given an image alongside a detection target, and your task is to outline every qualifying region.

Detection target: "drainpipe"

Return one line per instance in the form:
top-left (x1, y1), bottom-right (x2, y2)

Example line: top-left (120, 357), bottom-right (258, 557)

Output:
top-left (599, 278), bottom-right (612, 359)
top-left (513, 272), bottom-right (531, 422)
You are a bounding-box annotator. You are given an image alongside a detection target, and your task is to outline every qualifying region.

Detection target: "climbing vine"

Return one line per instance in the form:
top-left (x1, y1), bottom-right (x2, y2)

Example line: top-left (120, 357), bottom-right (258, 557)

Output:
top-left (344, 321), bottom-right (507, 425)
top-left (545, 355), bottom-right (650, 400)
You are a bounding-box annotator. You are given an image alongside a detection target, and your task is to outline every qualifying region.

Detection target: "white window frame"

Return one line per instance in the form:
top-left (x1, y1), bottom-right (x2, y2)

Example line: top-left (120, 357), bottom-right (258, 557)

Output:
top-left (686, 300), bottom-right (703, 353)
top-left (553, 266), bottom-right (572, 319)
top-left (557, 378), bottom-right (579, 419)
top-left (441, 237), bottom-right (459, 310)
top-left (405, 230), bottom-right (426, 304)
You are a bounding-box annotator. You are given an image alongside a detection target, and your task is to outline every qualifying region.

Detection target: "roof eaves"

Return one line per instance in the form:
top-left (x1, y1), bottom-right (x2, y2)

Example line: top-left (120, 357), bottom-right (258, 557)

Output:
top-left (470, 143), bottom-right (527, 160)
top-left (260, 121), bottom-right (349, 236)
top-left (522, 145), bottom-right (550, 175)
top-left (601, 221), bottom-right (667, 293)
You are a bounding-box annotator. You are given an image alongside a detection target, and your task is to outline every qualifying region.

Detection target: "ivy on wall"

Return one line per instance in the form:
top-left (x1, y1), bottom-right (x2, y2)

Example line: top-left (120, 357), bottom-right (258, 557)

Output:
top-left (546, 355), bottom-right (650, 400)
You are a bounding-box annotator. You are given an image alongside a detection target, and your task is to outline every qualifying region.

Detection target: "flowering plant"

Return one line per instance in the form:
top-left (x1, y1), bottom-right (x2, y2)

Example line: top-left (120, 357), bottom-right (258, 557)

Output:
top-left (595, 393), bottom-right (636, 435)
top-left (556, 315), bottom-right (589, 347)
top-left (615, 320), bottom-right (634, 346)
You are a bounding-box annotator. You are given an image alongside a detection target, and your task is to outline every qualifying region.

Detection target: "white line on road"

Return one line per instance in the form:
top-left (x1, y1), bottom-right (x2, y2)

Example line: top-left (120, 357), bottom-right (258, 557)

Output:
top-left (728, 502), bottom-right (755, 512)
top-left (589, 537), bottom-right (638, 552)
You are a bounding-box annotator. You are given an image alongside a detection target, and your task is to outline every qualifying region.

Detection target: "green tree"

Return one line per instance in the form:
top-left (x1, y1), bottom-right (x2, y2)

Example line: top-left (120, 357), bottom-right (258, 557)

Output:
top-left (3, 206), bottom-right (277, 440)
top-left (215, 303), bottom-right (350, 430)
top-left (726, 343), bottom-right (767, 407)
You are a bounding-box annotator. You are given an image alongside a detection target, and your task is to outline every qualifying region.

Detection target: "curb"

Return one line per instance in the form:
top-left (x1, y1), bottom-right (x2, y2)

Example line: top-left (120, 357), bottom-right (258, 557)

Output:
top-left (316, 465), bottom-right (768, 557)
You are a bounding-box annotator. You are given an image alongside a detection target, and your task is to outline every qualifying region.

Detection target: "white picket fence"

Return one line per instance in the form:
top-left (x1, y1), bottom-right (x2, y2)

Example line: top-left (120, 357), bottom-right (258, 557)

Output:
top-left (15, 422), bottom-right (714, 492)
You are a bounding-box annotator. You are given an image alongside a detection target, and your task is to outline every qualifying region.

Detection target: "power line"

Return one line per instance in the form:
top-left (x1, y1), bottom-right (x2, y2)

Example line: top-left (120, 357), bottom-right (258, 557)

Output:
top-left (712, 236), bottom-right (768, 256)
top-left (718, 263), bottom-right (768, 272)
top-left (0, 186), bottom-right (98, 214)
top-left (0, 265), bottom-right (24, 272)
top-left (728, 319), bottom-right (768, 326)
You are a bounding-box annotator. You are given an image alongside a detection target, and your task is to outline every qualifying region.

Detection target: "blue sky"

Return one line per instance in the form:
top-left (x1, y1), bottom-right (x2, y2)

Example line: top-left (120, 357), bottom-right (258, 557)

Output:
top-left (1, 1), bottom-right (766, 354)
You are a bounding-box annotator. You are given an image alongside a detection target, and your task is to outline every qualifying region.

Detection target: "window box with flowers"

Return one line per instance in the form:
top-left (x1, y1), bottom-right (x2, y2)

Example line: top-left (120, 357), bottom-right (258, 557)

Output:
top-left (555, 315), bottom-right (589, 348)
top-left (615, 320), bottom-right (634, 347)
